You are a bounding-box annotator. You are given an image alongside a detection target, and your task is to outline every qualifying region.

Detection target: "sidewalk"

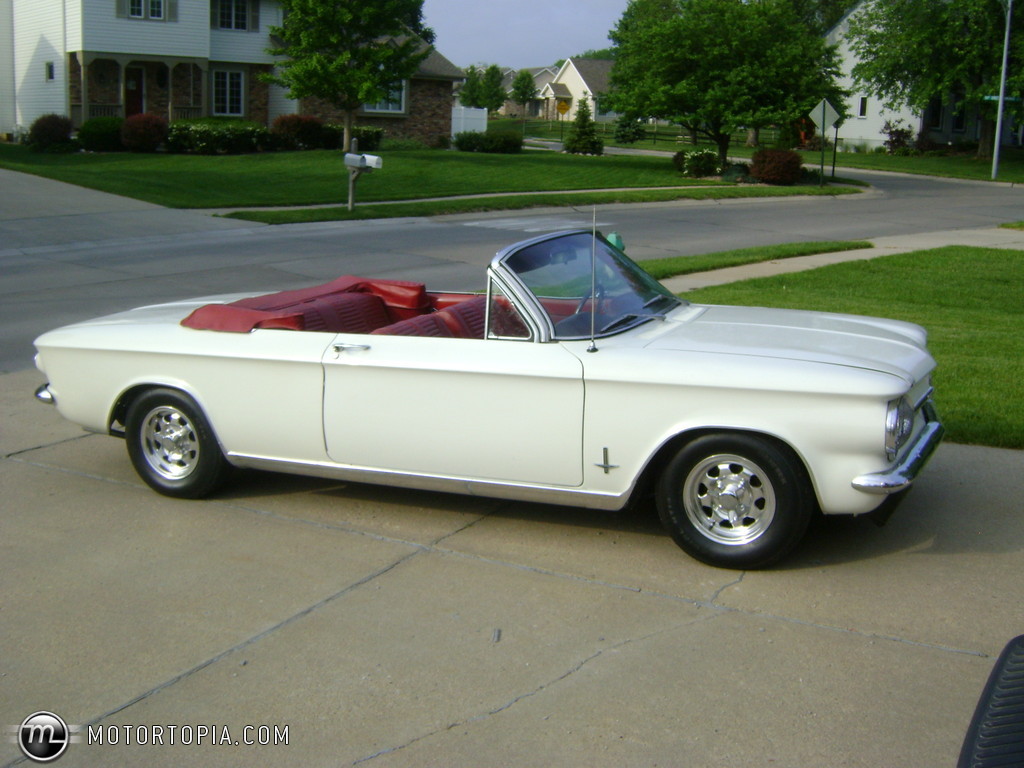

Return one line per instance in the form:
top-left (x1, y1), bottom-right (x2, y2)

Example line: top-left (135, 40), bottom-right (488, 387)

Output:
top-left (660, 225), bottom-right (1024, 292)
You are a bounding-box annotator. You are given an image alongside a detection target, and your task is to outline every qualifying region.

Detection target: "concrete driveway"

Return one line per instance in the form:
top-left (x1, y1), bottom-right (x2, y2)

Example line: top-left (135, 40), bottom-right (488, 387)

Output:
top-left (2, 364), bottom-right (1021, 767)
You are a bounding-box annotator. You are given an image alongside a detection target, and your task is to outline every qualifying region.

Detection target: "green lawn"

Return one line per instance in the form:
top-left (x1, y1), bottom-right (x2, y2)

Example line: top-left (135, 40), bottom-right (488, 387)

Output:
top-left (0, 143), bottom-right (717, 208)
top-left (640, 240), bottom-right (872, 280)
top-left (681, 246), bottom-right (1024, 450)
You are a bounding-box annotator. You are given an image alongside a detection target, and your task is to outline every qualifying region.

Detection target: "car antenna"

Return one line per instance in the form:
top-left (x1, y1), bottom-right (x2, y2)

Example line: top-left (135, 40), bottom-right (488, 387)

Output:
top-left (587, 207), bottom-right (599, 353)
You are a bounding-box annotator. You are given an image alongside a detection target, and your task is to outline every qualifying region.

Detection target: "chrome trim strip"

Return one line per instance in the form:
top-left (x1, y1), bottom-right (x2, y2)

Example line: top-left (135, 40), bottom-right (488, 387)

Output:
top-left (34, 383), bottom-right (55, 405)
top-left (852, 401), bottom-right (944, 495)
top-left (227, 453), bottom-right (629, 511)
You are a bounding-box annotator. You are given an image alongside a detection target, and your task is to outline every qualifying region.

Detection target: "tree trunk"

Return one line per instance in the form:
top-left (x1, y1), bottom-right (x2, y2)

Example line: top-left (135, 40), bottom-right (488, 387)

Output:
top-left (343, 110), bottom-right (355, 154)
top-left (976, 116), bottom-right (995, 159)
top-left (746, 127), bottom-right (760, 147)
top-left (715, 133), bottom-right (731, 167)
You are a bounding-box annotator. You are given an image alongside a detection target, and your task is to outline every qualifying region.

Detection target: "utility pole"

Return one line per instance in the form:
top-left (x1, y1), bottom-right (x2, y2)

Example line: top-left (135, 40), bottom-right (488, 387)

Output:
top-left (992, 0), bottom-right (1014, 180)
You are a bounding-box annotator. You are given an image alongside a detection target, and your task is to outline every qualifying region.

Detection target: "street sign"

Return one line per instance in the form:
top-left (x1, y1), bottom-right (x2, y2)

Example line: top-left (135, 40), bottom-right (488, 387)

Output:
top-left (556, 100), bottom-right (570, 115)
top-left (809, 98), bottom-right (840, 131)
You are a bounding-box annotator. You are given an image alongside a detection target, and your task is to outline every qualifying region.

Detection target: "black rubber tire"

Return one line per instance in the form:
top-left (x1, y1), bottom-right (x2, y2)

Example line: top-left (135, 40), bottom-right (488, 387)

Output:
top-left (656, 433), bottom-right (815, 569)
top-left (124, 388), bottom-right (231, 499)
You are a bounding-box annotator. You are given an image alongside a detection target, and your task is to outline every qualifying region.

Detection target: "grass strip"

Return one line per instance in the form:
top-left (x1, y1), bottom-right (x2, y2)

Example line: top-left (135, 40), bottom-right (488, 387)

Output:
top-left (223, 185), bottom-right (858, 224)
top-left (681, 245), bottom-right (1024, 449)
top-left (640, 241), bottom-right (872, 280)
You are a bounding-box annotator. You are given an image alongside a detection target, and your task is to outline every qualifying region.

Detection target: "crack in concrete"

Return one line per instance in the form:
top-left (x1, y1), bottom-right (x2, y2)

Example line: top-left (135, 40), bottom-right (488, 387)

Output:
top-left (352, 612), bottom-right (724, 765)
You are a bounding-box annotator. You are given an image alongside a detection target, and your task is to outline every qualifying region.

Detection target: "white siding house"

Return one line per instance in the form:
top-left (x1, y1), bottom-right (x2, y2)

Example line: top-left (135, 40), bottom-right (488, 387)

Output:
top-left (539, 58), bottom-right (616, 123)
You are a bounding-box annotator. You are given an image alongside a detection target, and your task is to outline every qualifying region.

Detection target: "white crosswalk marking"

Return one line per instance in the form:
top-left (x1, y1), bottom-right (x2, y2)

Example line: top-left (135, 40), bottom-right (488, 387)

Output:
top-left (461, 216), bottom-right (613, 233)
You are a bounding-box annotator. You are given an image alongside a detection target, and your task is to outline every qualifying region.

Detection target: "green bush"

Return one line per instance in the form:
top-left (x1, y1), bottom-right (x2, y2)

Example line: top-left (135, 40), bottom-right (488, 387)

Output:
top-left (454, 130), bottom-right (523, 153)
top-left (750, 148), bottom-right (804, 185)
top-left (121, 113), bottom-right (167, 152)
top-left (614, 116), bottom-right (646, 144)
top-left (28, 114), bottom-right (74, 152)
top-left (321, 124), bottom-right (385, 151)
top-left (721, 162), bottom-right (751, 183)
top-left (77, 116), bottom-right (125, 152)
top-left (270, 113), bottom-right (324, 150)
top-left (166, 119), bottom-right (269, 154)
top-left (562, 99), bottom-right (604, 155)
top-left (682, 148), bottom-right (720, 177)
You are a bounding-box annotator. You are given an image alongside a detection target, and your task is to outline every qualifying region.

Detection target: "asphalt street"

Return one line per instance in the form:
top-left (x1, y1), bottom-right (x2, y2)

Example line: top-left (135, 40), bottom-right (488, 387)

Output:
top-left (1, 166), bottom-right (1023, 767)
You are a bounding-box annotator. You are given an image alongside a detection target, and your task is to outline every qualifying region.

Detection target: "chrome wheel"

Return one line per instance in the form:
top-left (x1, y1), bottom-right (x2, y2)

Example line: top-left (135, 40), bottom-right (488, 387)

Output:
top-left (682, 453), bottom-right (776, 546)
top-left (125, 388), bottom-right (230, 498)
top-left (139, 406), bottom-right (200, 480)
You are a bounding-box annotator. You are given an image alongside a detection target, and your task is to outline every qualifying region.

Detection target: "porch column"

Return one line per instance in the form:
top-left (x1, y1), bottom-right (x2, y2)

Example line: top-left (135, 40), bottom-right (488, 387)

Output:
top-left (79, 53), bottom-right (90, 125)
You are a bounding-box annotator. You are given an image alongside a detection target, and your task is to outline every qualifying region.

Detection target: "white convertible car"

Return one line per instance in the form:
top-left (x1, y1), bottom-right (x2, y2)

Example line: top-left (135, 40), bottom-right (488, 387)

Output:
top-left (34, 230), bottom-right (943, 568)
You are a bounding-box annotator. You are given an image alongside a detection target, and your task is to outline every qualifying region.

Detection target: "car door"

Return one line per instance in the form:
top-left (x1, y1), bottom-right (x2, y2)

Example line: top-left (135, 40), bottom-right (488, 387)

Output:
top-left (321, 334), bottom-right (585, 486)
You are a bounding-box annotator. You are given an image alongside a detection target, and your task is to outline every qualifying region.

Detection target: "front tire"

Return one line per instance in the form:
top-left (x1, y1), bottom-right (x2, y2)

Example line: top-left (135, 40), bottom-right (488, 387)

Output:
top-left (656, 434), bottom-right (814, 569)
top-left (125, 388), bottom-right (230, 499)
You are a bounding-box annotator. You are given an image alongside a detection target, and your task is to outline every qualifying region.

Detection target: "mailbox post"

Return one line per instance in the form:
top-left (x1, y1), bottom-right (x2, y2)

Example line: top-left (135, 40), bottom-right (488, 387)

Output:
top-left (344, 140), bottom-right (382, 211)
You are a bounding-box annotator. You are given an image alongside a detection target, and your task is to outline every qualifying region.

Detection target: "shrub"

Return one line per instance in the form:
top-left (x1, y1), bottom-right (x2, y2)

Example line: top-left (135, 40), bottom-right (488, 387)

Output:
top-left (671, 150), bottom-right (687, 173)
top-left (882, 119), bottom-right (915, 155)
top-left (721, 162), bottom-right (751, 183)
top-left (454, 130), bottom-right (523, 153)
top-left (28, 114), bottom-right (74, 152)
top-left (121, 113), bottom-right (167, 152)
top-left (614, 116), bottom-right (646, 144)
top-left (270, 113), bottom-right (324, 150)
top-left (77, 116), bottom-right (125, 152)
top-left (321, 124), bottom-right (385, 151)
top-left (166, 119), bottom-right (268, 154)
top-left (562, 99), bottom-right (604, 155)
top-left (750, 148), bottom-right (804, 185)
top-left (682, 148), bottom-right (720, 177)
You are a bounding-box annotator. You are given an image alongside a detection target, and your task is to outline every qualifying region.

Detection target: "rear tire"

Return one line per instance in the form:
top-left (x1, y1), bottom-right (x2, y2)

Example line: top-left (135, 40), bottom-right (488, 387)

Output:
top-left (656, 433), bottom-right (814, 569)
top-left (125, 388), bottom-right (230, 499)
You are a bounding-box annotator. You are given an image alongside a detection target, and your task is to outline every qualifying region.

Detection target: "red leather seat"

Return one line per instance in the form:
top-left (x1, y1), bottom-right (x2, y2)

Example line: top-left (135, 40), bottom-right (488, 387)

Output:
top-left (299, 292), bottom-right (391, 333)
top-left (436, 295), bottom-right (487, 339)
top-left (370, 313), bottom-right (455, 337)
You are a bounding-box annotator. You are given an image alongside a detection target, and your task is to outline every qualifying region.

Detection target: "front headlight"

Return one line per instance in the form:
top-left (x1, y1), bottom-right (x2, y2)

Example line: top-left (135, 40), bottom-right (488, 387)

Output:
top-left (885, 397), bottom-right (915, 461)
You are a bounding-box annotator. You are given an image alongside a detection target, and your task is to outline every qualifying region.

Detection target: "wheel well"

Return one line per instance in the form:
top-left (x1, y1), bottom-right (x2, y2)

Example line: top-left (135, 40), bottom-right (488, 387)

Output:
top-left (108, 385), bottom-right (171, 437)
top-left (628, 428), bottom-right (813, 510)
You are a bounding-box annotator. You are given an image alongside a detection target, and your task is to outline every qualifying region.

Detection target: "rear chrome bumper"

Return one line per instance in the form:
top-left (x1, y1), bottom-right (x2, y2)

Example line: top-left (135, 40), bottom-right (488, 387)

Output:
top-left (35, 383), bottom-right (55, 405)
top-left (852, 401), bottom-right (944, 495)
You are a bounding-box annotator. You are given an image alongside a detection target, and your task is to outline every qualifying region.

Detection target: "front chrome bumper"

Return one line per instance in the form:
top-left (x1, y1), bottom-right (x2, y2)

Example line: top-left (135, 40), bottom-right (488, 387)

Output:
top-left (851, 401), bottom-right (944, 495)
top-left (35, 383), bottom-right (55, 405)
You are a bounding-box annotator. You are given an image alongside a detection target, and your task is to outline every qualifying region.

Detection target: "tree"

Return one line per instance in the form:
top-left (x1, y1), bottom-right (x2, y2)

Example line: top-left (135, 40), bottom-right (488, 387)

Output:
top-left (788, 0), bottom-right (856, 34)
top-left (847, 0), bottom-right (1024, 158)
top-left (608, 0), bottom-right (845, 165)
top-left (563, 96), bottom-right (604, 155)
top-left (460, 66), bottom-right (483, 108)
top-left (510, 70), bottom-right (538, 127)
top-left (479, 64), bottom-right (508, 113)
top-left (265, 0), bottom-right (431, 153)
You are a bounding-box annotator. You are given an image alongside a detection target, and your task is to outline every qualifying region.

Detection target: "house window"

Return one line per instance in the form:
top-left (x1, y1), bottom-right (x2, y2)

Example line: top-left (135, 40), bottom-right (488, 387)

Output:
top-left (213, 70), bottom-right (244, 115)
top-left (129, 0), bottom-right (143, 17)
top-left (926, 97), bottom-right (943, 131)
top-left (952, 93), bottom-right (966, 133)
top-left (858, 97), bottom-right (868, 118)
top-left (365, 82), bottom-right (406, 113)
top-left (149, 0), bottom-right (163, 19)
top-left (219, 0), bottom-right (248, 30)
top-left (45, 62), bottom-right (55, 81)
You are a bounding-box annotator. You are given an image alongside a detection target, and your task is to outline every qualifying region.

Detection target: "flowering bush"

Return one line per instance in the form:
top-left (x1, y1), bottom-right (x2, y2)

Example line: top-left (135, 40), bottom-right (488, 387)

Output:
top-left (166, 120), bottom-right (269, 154)
top-left (750, 148), bottom-right (804, 185)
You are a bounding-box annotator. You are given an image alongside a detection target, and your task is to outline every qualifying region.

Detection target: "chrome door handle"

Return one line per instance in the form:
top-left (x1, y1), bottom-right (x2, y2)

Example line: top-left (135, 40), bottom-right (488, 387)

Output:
top-left (333, 343), bottom-right (371, 353)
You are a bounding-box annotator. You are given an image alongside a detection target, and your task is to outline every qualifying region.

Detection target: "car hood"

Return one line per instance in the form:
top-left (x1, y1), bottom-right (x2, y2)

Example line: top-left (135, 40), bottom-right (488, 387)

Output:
top-left (647, 304), bottom-right (935, 383)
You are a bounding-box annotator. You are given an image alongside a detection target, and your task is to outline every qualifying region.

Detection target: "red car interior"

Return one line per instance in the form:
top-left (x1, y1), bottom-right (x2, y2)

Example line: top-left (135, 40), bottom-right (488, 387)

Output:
top-left (180, 276), bottom-right (489, 339)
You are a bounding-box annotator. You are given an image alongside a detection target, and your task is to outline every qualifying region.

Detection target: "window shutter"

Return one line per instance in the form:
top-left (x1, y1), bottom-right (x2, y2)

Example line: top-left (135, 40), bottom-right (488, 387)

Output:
top-left (249, 0), bottom-right (259, 32)
top-left (166, 0), bottom-right (177, 22)
top-left (115, 0), bottom-right (128, 18)
top-left (210, 0), bottom-right (219, 28)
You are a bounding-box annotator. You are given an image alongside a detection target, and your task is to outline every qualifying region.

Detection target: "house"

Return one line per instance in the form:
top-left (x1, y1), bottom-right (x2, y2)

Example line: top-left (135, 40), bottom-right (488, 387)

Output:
top-left (539, 58), bottom-right (616, 123)
top-left (499, 65), bottom-right (556, 118)
top-left (0, 0), bottom-right (462, 145)
top-left (827, 3), bottom-right (1018, 151)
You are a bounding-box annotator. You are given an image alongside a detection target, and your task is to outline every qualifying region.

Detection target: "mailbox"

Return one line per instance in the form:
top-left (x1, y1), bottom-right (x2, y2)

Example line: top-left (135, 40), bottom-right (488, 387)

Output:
top-left (344, 153), bottom-right (383, 170)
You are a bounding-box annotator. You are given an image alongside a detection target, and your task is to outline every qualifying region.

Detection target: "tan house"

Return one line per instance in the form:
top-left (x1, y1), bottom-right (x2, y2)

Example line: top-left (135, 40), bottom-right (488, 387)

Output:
top-left (0, 0), bottom-right (462, 145)
top-left (539, 58), bottom-right (616, 123)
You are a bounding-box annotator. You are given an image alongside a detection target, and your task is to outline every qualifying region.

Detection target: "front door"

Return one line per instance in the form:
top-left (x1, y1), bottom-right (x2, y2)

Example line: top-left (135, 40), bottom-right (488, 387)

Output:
top-left (125, 67), bottom-right (145, 116)
top-left (322, 335), bottom-right (585, 487)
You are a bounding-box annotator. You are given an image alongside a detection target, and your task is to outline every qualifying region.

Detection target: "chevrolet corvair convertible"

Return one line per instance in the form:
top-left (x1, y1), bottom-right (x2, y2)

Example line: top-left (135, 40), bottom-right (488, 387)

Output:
top-left (33, 230), bottom-right (943, 568)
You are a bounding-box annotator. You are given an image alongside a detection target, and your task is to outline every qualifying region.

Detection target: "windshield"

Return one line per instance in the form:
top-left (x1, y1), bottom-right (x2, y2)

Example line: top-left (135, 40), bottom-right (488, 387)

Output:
top-left (501, 231), bottom-right (683, 339)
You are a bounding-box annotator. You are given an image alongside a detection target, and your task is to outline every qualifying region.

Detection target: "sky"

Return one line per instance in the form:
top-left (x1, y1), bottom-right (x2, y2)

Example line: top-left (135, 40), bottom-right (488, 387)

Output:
top-left (421, 0), bottom-right (629, 70)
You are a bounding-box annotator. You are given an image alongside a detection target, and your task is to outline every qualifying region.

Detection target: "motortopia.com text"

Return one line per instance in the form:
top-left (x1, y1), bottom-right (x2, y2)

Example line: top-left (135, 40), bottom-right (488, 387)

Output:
top-left (87, 723), bottom-right (289, 747)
